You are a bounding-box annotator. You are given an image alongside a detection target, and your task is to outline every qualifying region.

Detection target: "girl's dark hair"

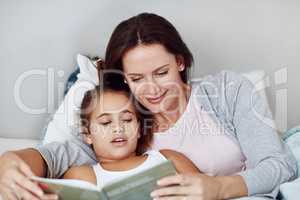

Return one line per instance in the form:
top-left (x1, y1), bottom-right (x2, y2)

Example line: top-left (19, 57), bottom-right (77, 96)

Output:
top-left (105, 12), bottom-right (193, 83)
top-left (80, 70), bottom-right (153, 155)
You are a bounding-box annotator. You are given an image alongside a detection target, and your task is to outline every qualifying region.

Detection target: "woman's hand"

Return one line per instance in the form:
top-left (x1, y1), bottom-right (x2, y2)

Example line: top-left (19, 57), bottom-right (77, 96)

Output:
top-left (0, 151), bottom-right (57, 200)
top-left (150, 173), bottom-right (221, 200)
top-left (151, 173), bottom-right (248, 200)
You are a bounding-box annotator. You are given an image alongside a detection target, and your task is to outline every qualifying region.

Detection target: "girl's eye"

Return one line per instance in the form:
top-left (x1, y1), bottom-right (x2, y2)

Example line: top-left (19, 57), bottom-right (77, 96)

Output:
top-left (123, 118), bottom-right (133, 123)
top-left (121, 112), bottom-right (134, 122)
top-left (99, 121), bottom-right (111, 126)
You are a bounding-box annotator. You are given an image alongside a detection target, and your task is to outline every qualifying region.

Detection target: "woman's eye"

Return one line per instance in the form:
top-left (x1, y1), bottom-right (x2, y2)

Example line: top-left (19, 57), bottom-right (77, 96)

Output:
top-left (130, 77), bottom-right (142, 82)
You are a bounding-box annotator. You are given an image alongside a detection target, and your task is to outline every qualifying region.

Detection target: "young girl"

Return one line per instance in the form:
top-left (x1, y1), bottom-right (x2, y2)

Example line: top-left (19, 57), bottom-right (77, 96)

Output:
top-left (62, 73), bottom-right (199, 187)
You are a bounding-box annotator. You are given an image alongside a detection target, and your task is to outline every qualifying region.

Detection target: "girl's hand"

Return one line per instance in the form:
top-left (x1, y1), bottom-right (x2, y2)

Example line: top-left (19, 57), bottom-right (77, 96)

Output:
top-left (0, 152), bottom-right (57, 200)
top-left (150, 173), bottom-right (222, 200)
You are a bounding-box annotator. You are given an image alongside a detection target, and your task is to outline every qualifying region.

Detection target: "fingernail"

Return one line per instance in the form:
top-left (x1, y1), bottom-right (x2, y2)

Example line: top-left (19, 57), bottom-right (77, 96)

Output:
top-left (48, 195), bottom-right (58, 200)
top-left (150, 192), bottom-right (156, 197)
top-left (37, 190), bottom-right (44, 197)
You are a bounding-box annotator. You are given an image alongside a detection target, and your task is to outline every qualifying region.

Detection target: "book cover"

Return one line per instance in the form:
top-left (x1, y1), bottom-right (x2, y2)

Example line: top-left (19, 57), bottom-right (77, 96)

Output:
top-left (31, 160), bottom-right (177, 200)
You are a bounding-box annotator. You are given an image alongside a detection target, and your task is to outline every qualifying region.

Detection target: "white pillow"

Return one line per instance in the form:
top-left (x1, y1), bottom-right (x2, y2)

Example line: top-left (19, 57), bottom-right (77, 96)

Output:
top-left (42, 54), bottom-right (98, 144)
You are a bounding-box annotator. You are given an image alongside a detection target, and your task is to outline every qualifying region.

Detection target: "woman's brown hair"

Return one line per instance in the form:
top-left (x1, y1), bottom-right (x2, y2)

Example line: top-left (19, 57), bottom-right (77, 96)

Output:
top-left (104, 12), bottom-right (193, 83)
top-left (80, 71), bottom-right (153, 155)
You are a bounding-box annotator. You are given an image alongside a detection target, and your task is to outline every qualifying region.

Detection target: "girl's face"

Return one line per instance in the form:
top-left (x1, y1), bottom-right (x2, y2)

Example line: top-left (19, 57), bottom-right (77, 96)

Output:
top-left (122, 43), bottom-right (187, 114)
top-left (84, 91), bottom-right (140, 161)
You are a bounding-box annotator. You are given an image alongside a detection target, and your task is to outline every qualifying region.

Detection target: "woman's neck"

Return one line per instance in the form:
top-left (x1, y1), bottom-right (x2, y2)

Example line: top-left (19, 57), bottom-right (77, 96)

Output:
top-left (153, 84), bottom-right (191, 132)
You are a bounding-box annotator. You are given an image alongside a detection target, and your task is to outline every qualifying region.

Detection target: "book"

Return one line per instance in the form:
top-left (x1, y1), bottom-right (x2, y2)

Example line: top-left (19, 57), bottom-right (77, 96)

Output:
top-left (31, 160), bottom-right (177, 200)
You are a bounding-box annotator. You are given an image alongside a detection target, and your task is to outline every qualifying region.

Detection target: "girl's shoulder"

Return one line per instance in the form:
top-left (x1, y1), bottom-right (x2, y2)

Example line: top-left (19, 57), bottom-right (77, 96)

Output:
top-left (146, 149), bottom-right (188, 160)
top-left (63, 165), bottom-right (96, 184)
top-left (158, 149), bottom-right (200, 173)
top-left (158, 149), bottom-right (193, 163)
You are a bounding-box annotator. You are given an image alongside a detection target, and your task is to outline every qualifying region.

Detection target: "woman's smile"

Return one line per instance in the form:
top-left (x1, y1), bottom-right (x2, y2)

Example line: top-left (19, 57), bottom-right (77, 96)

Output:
top-left (145, 90), bottom-right (168, 104)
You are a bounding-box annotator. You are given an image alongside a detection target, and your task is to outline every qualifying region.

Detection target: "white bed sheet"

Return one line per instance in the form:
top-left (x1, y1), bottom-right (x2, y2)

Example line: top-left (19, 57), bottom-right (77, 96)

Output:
top-left (0, 137), bottom-right (39, 155)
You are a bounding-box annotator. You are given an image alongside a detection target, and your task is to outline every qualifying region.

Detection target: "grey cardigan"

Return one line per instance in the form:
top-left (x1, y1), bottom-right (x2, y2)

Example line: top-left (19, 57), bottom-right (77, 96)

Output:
top-left (36, 71), bottom-right (297, 198)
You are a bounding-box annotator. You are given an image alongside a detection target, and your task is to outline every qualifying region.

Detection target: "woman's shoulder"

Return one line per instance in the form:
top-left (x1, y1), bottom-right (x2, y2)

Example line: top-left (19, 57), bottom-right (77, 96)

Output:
top-left (191, 70), bottom-right (248, 90)
top-left (190, 70), bottom-right (254, 104)
top-left (63, 165), bottom-right (96, 184)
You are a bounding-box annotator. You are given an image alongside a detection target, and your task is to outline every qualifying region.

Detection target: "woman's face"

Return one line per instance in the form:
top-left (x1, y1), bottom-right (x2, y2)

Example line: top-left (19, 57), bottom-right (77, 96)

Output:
top-left (122, 43), bottom-right (187, 114)
top-left (86, 91), bottom-right (140, 161)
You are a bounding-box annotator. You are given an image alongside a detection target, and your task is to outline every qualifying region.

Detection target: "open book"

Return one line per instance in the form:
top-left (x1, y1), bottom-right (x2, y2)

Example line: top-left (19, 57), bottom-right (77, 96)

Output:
top-left (31, 160), bottom-right (176, 200)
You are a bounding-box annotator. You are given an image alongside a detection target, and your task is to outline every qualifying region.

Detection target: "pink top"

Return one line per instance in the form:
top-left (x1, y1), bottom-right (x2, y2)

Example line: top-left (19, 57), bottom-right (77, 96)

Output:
top-left (150, 85), bottom-right (246, 176)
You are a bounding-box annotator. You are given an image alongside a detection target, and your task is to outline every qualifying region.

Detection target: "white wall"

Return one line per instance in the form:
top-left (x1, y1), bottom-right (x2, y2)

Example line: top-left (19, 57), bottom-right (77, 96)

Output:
top-left (1, 0), bottom-right (299, 139)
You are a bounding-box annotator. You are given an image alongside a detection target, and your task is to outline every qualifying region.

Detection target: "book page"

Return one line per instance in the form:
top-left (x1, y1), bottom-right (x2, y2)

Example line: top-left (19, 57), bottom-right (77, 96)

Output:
top-left (31, 176), bottom-right (99, 191)
top-left (103, 160), bottom-right (177, 200)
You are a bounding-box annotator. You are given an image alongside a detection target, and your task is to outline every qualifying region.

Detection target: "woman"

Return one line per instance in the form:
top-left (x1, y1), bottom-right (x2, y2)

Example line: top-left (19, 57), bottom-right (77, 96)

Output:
top-left (0, 13), bottom-right (297, 200)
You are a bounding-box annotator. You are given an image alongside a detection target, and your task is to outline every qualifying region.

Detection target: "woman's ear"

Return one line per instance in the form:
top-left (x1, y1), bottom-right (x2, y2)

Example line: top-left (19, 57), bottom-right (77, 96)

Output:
top-left (176, 55), bottom-right (185, 72)
top-left (178, 64), bottom-right (185, 72)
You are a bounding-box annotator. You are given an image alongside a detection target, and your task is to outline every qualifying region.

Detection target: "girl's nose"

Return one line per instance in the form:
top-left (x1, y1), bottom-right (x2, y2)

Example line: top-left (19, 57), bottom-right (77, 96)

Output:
top-left (112, 122), bottom-right (125, 134)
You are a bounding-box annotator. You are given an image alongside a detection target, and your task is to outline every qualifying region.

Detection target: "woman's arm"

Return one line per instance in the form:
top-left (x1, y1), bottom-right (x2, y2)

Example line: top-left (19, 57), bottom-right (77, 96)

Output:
top-left (36, 140), bottom-right (97, 178)
top-left (0, 139), bottom-right (96, 200)
top-left (159, 149), bottom-right (200, 174)
top-left (151, 173), bottom-right (247, 200)
top-left (215, 175), bottom-right (248, 199)
top-left (0, 149), bottom-right (54, 200)
top-left (227, 71), bottom-right (297, 197)
top-left (152, 71), bottom-right (296, 200)
top-left (153, 147), bottom-right (247, 199)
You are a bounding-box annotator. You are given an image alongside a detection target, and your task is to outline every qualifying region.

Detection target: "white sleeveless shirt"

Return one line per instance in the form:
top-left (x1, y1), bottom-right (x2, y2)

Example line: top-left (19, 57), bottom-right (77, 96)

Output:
top-left (92, 150), bottom-right (167, 188)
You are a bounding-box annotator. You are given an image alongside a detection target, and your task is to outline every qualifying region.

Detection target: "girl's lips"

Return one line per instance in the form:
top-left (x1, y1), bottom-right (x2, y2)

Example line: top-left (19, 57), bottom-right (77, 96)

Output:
top-left (111, 138), bottom-right (128, 147)
top-left (146, 91), bottom-right (167, 104)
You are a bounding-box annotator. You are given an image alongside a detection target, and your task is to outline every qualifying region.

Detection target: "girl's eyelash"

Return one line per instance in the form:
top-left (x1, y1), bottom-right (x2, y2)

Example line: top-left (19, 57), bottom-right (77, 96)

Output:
top-left (100, 121), bottom-right (111, 126)
top-left (123, 118), bottom-right (132, 122)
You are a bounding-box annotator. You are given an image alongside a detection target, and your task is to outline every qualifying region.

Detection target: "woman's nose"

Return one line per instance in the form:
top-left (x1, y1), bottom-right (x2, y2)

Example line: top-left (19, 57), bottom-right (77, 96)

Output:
top-left (144, 79), bottom-right (161, 95)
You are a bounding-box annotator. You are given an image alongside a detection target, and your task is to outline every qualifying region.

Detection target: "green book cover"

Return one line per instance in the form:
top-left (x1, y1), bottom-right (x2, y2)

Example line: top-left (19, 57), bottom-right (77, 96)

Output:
top-left (31, 160), bottom-right (176, 200)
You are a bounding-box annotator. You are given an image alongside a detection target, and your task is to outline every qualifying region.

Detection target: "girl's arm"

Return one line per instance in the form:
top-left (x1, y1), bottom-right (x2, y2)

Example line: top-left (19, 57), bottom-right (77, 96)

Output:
top-left (14, 148), bottom-right (47, 176)
top-left (63, 165), bottom-right (96, 184)
top-left (159, 149), bottom-right (200, 174)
